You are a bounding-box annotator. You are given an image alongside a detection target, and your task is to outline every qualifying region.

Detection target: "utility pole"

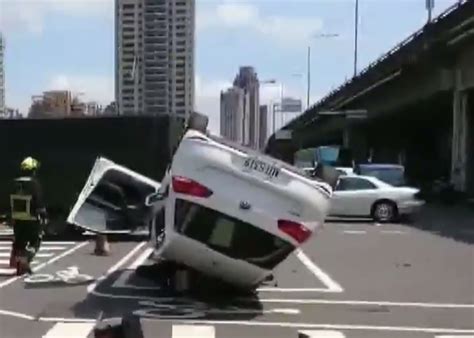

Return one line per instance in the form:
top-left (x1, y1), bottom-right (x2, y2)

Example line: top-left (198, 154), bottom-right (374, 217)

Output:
top-left (354, 0), bottom-right (359, 77)
top-left (426, 0), bottom-right (435, 23)
top-left (307, 46), bottom-right (311, 110)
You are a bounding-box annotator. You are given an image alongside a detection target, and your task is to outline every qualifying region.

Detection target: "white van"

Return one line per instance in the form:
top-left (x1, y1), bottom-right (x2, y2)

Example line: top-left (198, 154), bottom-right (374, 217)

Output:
top-left (68, 119), bottom-right (335, 289)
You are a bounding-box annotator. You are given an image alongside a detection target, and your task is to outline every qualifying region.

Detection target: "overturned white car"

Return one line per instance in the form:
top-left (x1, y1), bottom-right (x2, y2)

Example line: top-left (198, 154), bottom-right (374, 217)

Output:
top-left (67, 113), bottom-right (338, 290)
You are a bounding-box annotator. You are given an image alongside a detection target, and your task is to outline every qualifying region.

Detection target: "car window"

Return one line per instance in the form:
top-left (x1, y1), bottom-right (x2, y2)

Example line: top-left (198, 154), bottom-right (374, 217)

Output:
top-left (336, 177), bottom-right (377, 191)
top-left (174, 199), bottom-right (294, 269)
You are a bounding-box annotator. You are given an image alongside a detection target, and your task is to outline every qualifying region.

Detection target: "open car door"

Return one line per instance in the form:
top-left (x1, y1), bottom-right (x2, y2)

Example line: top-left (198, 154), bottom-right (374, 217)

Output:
top-left (67, 157), bottom-right (162, 234)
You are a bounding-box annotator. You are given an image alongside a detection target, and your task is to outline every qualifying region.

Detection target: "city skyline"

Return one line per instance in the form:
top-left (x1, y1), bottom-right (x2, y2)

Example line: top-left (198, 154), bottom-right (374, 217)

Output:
top-left (0, 0), bottom-right (461, 131)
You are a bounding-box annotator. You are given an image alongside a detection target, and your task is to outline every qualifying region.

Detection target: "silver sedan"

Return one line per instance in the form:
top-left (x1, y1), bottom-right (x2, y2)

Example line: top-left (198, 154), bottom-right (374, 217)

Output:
top-left (329, 175), bottom-right (424, 222)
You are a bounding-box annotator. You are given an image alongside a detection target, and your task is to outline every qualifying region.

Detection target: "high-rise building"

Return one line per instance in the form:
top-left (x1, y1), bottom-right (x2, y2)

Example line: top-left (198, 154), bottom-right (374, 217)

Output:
top-left (233, 66), bottom-right (260, 149)
top-left (220, 87), bottom-right (249, 144)
top-left (0, 33), bottom-right (5, 118)
top-left (115, 0), bottom-right (195, 125)
top-left (259, 105), bottom-right (268, 150)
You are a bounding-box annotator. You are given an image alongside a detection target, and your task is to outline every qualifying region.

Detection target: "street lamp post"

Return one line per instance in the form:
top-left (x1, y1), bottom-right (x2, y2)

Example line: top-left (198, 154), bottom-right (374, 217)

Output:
top-left (354, 0), bottom-right (359, 77)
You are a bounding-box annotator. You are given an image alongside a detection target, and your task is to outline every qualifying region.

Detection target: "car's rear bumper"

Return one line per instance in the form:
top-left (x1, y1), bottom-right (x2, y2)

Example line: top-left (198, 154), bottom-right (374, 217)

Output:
top-left (398, 200), bottom-right (425, 215)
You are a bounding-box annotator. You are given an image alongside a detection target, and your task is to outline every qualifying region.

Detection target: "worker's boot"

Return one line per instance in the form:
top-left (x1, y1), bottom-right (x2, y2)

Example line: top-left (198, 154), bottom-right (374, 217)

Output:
top-left (9, 248), bottom-right (17, 268)
top-left (16, 256), bottom-right (29, 276)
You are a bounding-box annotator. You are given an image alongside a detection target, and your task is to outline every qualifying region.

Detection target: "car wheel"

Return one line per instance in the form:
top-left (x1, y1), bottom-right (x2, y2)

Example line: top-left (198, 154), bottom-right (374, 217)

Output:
top-left (372, 201), bottom-right (397, 223)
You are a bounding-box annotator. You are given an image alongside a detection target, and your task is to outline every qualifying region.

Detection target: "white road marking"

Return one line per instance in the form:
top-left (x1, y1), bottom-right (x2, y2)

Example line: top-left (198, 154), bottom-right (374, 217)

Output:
top-left (256, 298), bottom-right (474, 309)
top-left (0, 241), bottom-right (89, 288)
top-left (436, 336), bottom-right (474, 338)
top-left (0, 260), bottom-right (38, 274)
top-left (0, 309), bottom-right (36, 320)
top-left (174, 320), bottom-right (474, 334)
top-left (38, 317), bottom-right (96, 323)
top-left (0, 252), bottom-right (53, 258)
top-left (129, 247), bottom-right (154, 269)
top-left (39, 246), bottom-right (68, 251)
top-left (0, 242), bottom-right (75, 247)
top-left (295, 249), bottom-right (343, 293)
top-left (42, 322), bottom-right (95, 338)
top-left (172, 325), bottom-right (215, 338)
top-left (87, 241), bottom-right (146, 293)
top-left (381, 230), bottom-right (408, 234)
top-left (111, 247), bottom-right (160, 290)
top-left (258, 287), bottom-right (340, 292)
top-left (342, 230), bottom-right (367, 234)
top-left (299, 330), bottom-right (345, 338)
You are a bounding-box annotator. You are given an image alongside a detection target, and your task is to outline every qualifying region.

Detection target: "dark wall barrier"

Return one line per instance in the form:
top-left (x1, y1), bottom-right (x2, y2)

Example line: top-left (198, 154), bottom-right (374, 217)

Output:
top-left (0, 116), bottom-right (173, 219)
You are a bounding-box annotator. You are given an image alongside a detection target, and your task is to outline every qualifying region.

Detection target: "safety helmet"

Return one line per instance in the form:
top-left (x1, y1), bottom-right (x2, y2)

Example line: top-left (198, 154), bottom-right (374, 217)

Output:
top-left (20, 157), bottom-right (40, 171)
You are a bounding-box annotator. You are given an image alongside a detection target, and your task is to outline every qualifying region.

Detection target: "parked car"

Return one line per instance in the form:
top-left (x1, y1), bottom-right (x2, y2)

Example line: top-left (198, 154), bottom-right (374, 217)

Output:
top-left (354, 163), bottom-right (406, 187)
top-left (329, 175), bottom-right (424, 222)
top-left (67, 113), bottom-right (337, 290)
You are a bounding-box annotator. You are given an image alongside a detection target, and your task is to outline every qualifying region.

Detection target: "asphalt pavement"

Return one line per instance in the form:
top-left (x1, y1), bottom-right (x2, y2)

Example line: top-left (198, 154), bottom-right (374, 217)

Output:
top-left (0, 217), bottom-right (473, 338)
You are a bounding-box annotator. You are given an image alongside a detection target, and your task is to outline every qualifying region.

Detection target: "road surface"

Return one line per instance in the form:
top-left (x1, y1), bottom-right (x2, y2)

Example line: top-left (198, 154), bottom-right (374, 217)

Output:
top-left (0, 219), bottom-right (473, 338)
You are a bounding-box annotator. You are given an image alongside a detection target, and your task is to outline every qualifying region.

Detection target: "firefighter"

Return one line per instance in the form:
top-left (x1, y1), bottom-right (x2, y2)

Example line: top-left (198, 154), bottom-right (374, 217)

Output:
top-left (9, 157), bottom-right (48, 275)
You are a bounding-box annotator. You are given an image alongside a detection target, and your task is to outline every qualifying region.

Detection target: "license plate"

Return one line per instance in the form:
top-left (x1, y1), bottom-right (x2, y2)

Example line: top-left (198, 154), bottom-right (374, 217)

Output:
top-left (243, 157), bottom-right (280, 179)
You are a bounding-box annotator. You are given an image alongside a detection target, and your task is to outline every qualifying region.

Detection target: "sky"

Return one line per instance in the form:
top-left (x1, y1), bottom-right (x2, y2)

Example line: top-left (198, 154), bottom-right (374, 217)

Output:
top-left (0, 0), bottom-right (461, 134)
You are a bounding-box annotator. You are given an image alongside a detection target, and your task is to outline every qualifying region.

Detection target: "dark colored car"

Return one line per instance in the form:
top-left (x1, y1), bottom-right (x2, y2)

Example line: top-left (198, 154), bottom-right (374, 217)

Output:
top-left (354, 164), bottom-right (406, 187)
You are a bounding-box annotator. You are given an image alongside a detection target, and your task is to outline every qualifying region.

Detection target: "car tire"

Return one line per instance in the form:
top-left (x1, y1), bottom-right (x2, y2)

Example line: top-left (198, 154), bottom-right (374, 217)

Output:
top-left (372, 201), bottom-right (397, 223)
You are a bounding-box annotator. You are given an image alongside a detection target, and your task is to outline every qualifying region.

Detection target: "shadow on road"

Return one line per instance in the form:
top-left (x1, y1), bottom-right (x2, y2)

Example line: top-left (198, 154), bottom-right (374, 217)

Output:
top-left (71, 268), bottom-right (264, 323)
top-left (404, 204), bottom-right (474, 245)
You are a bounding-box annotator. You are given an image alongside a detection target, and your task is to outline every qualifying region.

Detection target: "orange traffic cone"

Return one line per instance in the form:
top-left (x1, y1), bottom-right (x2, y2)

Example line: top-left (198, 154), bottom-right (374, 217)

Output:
top-left (94, 235), bottom-right (110, 256)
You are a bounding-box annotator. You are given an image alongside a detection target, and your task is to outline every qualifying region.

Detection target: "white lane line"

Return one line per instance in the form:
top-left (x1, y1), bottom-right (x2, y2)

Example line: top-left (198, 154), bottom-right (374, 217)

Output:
top-left (174, 320), bottom-right (474, 334)
top-left (381, 230), bottom-right (408, 234)
top-left (111, 247), bottom-right (159, 290)
top-left (0, 241), bottom-right (89, 288)
top-left (299, 330), bottom-right (345, 338)
top-left (172, 325), bottom-right (215, 338)
top-left (0, 252), bottom-right (53, 258)
top-left (86, 241), bottom-right (146, 293)
top-left (436, 336), bottom-right (474, 338)
top-left (256, 298), bottom-right (474, 309)
top-left (42, 322), bottom-right (96, 338)
top-left (129, 247), bottom-right (154, 269)
top-left (295, 249), bottom-right (343, 293)
top-left (258, 287), bottom-right (339, 292)
top-left (342, 230), bottom-right (366, 234)
top-left (0, 309), bottom-right (36, 320)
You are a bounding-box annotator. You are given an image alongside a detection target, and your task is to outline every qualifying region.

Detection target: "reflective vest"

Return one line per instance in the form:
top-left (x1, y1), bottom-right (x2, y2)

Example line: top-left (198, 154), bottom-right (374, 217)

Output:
top-left (10, 194), bottom-right (37, 221)
top-left (10, 177), bottom-right (38, 221)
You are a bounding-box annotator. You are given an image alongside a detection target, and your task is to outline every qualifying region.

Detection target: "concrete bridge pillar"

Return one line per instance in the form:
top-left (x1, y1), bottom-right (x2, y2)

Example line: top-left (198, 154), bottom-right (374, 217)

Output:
top-left (451, 70), bottom-right (471, 193)
top-left (343, 126), bottom-right (368, 164)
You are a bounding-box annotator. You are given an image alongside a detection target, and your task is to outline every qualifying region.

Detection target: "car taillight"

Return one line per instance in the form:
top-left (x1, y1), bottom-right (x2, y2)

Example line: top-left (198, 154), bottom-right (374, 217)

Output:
top-left (172, 176), bottom-right (213, 198)
top-left (278, 220), bottom-right (312, 244)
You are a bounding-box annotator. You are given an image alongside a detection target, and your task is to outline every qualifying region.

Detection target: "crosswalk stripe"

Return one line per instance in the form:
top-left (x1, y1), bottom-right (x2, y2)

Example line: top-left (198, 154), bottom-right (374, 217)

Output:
top-left (0, 259), bottom-right (38, 265)
top-left (299, 330), bottom-right (345, 338)
top-left (0, 252), bottom-right (53, 258)
top-left (0, 241), bottom-right (76, 246)
top-left (39, 246), bottom-right (67, 251)
top-left (42, 322), bottom-right (95, 338)
top-left (172, 325), bottom-right (215, 338)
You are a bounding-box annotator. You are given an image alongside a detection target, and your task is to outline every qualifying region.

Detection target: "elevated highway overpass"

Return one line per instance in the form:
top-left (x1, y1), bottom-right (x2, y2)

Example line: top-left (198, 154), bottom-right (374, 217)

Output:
top-left (266, 0), bottom-right (474, 195)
